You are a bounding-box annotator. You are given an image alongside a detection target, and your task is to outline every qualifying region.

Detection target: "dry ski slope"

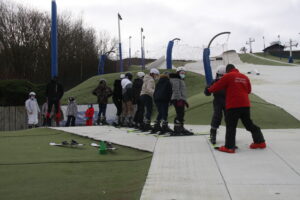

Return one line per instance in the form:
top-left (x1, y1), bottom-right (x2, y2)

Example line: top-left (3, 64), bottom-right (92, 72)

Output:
top-left (53, 51), bottom-right (300, 200)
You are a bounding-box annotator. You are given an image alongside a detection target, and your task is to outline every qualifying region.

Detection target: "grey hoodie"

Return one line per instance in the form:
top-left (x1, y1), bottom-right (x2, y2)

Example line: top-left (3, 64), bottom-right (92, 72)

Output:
top-left (169, 73), bottom-right (187, 101)
top-left (66, 101), bottom-right (78, 116)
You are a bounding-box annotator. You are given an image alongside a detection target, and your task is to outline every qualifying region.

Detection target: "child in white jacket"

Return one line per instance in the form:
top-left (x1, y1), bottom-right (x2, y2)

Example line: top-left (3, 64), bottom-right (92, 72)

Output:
top-left (25, 92), bottom-right (40, 128)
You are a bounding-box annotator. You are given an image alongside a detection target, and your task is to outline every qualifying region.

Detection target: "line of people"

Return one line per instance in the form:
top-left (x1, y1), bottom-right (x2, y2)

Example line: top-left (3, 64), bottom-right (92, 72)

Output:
top-left (92, 67), bottom-right (194, 136)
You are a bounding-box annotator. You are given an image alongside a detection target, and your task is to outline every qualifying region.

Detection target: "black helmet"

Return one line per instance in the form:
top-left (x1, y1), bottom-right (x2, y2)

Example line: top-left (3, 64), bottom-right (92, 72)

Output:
top-left (125, 72), bottom-right (133, 80)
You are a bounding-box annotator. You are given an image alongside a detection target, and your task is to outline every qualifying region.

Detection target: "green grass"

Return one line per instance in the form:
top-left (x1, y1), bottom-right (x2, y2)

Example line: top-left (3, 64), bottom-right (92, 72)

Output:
top-left (254, 52), bottom-right (300, 64)
top-left (62, 70), bottom-right (300, 129)
top-left (0, 128), bottom-right (152, 200)
top-left (239, 53), bottom-right (291, 66)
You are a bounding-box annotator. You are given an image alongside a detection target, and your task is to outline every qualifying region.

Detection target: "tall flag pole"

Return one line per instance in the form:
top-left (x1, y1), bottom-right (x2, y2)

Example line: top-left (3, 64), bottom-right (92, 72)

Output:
top-left (118, 13), bottom-right (123, 72)
top-left (129, 36), bottom-right (132, 67)
top-left (51, 0), bottom-right (58, 78)
top-left (141, 27), bottom-right (144, 70)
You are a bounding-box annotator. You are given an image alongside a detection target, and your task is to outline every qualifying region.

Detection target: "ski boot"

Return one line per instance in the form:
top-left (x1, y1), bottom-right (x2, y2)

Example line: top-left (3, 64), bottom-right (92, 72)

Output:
top-left (182, 124), bottom-right (194, 136)
top-left (210, 128), bottom-right (217, 145)
top-left (171, 122), bottom-right (182, 136)
top-left (101, 117), bottom-right (109, 125)
top-left (141, 120), bottom-right (152, 132)
top-left (96, 117), bottom-right (101, 125)
top-left (159, 121), bottom-right (173, 135)
top-left (127, 117), bottom-right (134, 128)
top-left (151, 121), bottom-right (161, 134)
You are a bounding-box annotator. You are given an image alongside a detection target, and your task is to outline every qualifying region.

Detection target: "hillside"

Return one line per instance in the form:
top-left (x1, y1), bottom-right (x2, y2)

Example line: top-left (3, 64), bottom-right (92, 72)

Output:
top-left (62, 70), bottom-right (300, 129)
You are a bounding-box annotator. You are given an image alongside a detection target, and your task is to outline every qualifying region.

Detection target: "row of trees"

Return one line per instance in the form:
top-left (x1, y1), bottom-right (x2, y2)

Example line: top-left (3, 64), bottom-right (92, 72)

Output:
top-left (0, 0), bottom-right (118, 89)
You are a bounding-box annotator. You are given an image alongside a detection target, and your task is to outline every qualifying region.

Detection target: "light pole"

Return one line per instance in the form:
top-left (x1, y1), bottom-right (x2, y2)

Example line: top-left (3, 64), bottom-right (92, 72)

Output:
top-left (143, 35), bottom-right (146, 60)
top-left (166, 38), bottom-right (180, 69)
top-left (246, 38), bottom-right (255, 53)
top-left (51, 0), bottom-right (58, 78)
top-left (117, 13), bottom-right (123, 72)
top-left (140, 27), bottom-right (145, 70)
top-left (286, 39), bottom-right (298, 63)
top-left (263, 36), bottom-right (266, 49)
top-left (129, 36), bottom-right (132, 67)
top-left (278, 35), bottom-right (281, 44)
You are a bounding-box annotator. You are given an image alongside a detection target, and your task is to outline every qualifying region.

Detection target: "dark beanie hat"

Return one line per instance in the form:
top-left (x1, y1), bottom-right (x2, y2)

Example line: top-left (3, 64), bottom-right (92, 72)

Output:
top-left (226, 64), bottom-right (235, 73)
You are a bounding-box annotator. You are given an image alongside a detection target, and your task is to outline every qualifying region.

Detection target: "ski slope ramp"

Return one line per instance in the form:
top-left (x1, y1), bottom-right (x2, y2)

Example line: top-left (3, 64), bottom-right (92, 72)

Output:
top-left (185, 51), bottom-right (300, 121)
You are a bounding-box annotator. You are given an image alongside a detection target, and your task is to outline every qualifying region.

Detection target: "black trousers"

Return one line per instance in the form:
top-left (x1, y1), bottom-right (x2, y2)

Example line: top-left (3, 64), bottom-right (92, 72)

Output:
top-left (138, 95), bottom-right (153, 121)
top-left (134, 98), bottom-right (143, 123)
top-left (47, 99), bottom-right (59, 114)
top-left (113, 97), bottom-right (122, 116)
top-left (211, 100), bottom-right (226, 129)
top-left (98, 104), bottom-right (107, 117)
top-left (174, 104), bottom-right (185, 123)
top-left (155, 101), bottom-right (169, 121)
top-left (65, 116), bottom-right (76, 126)
top-left (225, 107), bottom-right (265, 149)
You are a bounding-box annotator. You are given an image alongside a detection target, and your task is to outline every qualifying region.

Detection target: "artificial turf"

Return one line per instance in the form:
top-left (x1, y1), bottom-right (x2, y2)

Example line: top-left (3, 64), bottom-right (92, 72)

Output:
top-left (0, 128), bottom-right (152, 200)
top-left (238, 53), bottom-right (292, 66)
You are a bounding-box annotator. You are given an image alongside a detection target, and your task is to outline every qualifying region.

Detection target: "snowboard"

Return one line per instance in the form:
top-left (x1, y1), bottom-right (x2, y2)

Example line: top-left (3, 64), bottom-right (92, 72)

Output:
top-left (49, 140), bottom-right (84, 147)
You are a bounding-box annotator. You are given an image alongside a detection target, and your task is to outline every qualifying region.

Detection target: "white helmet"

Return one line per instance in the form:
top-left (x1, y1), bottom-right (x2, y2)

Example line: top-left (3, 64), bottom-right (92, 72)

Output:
top-left (150, 68), bottom-right (160, 75)
top-left (120, 74), bottom-right (125, 79)
top-left (176, 66), bottom-right (186, 72)
top-left (29, 92), bottom-right (36, 96)
top-left (137, 71), bottom-right (145, 78)
top-left (216, 65), bottom-right (226, 76)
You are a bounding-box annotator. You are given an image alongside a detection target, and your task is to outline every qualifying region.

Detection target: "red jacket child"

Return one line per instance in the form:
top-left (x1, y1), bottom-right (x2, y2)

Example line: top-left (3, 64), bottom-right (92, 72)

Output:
top-left (85, 104), bottom-right (94, 126)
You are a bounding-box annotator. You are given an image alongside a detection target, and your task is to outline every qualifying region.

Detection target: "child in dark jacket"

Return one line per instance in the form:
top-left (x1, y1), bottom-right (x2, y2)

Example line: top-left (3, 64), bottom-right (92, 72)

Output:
top-left (204, 65), bottom-right (226, 144)
top-left (132, 72), bottom-right (145, 128)
top-left (152, 72), bottom-right (173, 134)
top-left (112, 74), bottom-right (124, 126)
top-left (92, 79), bottom-right (112, 125)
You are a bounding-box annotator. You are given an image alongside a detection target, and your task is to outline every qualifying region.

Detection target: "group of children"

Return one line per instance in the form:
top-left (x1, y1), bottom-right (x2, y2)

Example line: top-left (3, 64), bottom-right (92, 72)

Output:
top-left (90, 67), bottom-right (194, 136)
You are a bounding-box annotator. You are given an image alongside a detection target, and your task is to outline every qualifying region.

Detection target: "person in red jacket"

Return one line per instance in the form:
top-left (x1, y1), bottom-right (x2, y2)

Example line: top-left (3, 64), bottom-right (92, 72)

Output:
top-left (85, 104), bottom-right (94, 126)
top-left (206, 64), bottom-right (266, 153)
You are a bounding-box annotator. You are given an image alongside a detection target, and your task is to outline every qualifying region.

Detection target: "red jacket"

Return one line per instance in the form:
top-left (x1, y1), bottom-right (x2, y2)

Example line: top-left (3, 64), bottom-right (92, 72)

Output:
top-left (208, 68), bottom-right (251, 109)
top-left (85, 107), bottom-right (94, 118)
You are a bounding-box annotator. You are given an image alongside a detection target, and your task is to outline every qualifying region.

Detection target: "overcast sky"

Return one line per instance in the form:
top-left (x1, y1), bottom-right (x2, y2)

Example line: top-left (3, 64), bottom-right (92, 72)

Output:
top-left (12, 0), bottom-right (300, 60)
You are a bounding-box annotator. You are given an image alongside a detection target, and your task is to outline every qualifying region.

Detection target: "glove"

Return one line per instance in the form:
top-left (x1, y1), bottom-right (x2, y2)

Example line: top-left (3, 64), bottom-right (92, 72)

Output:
top-left (184, 101), bottom-right (189, 108)
top-left (204, 86), bottom-right (211, 96)
top-left (170, 100), bottom-right (176, 106)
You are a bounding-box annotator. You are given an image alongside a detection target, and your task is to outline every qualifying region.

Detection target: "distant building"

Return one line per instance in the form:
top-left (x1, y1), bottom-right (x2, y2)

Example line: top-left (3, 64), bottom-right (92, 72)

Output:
top-left (263, 43), bottom-right (285, 53)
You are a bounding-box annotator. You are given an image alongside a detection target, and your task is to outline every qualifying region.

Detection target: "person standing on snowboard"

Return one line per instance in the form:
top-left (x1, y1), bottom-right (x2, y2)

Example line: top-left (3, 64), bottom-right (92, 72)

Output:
top-left (206, 64), bottom-right (266, 153)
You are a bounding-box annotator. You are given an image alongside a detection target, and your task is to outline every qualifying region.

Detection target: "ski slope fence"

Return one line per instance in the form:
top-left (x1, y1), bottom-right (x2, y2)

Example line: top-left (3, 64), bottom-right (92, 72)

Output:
top-left (0, 106), bottom-right (29, 131)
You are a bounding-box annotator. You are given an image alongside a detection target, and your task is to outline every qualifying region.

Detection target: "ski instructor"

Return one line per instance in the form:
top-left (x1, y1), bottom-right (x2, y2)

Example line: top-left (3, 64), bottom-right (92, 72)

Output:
top-left (205, 64), bottom-right (266, 153)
